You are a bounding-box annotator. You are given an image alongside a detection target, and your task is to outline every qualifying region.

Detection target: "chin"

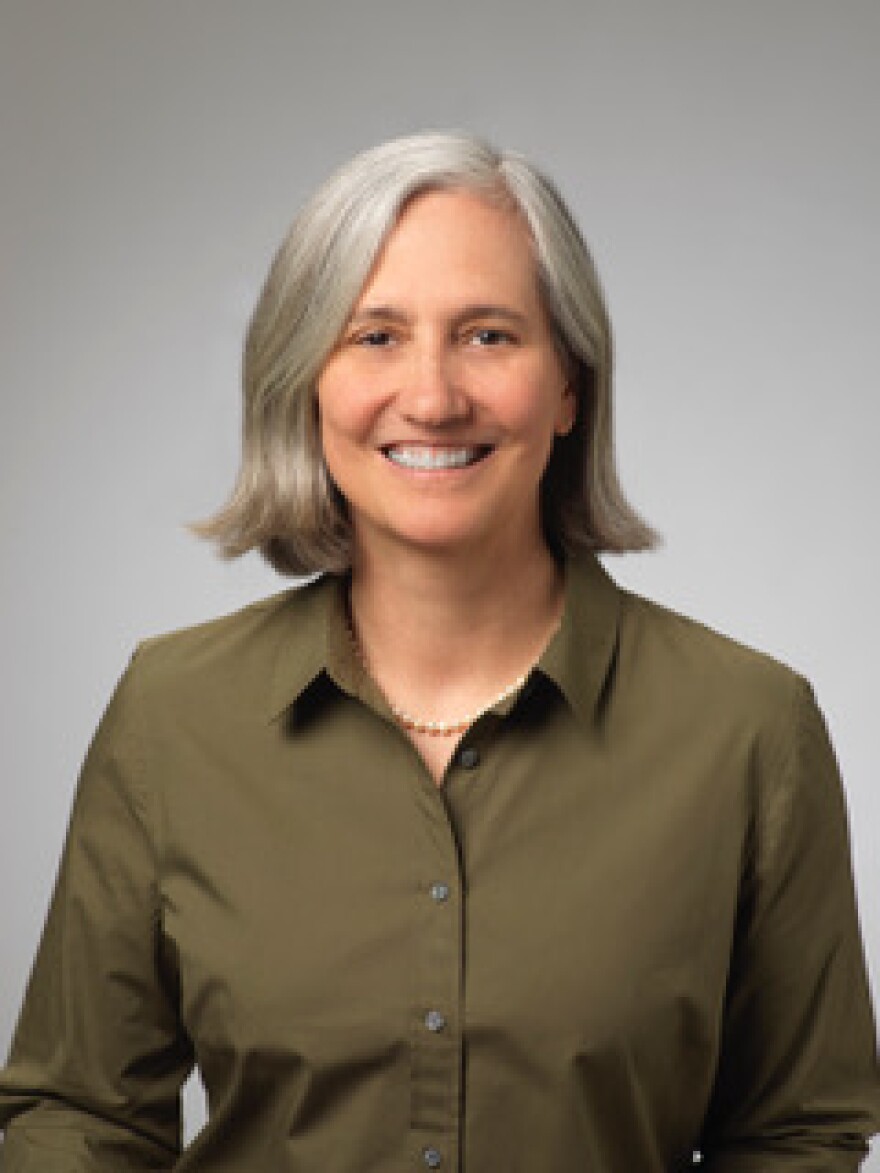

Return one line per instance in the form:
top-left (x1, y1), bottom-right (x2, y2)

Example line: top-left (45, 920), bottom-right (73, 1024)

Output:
top-left (362, 517), bottom-right (495, 557)
top-left (396, 529), bottom-right (488, 554)
top-left (354, 500), bottom-right (535, 560)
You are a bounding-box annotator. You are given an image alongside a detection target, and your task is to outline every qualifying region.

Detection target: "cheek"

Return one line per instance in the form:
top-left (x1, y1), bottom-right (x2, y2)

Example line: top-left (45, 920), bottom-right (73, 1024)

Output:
top-left (509, 352), bottom-right (570, 429)
top-left (316, 372), bottom-right (368, 445)
top-left (317, 349), bottom-right (394, 429)
top-left (504, 377), bottom-right (570, 443)
top-left (315, 383), bottom-right (353, 486)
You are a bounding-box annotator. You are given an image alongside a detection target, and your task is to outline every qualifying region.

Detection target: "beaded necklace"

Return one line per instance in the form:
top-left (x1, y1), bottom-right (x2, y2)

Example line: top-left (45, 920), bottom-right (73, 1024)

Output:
top-left (346, 611), bottom-right (542, 737)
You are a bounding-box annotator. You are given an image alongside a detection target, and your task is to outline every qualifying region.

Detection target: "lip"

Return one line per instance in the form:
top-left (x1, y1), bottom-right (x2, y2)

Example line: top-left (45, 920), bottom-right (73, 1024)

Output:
top-left (380, 444), bottom-right (494, 472)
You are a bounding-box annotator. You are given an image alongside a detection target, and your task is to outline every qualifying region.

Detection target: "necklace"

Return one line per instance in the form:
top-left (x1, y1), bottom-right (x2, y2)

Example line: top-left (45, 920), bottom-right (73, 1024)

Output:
top-left (389, 671), bottom-right (532, 736)
top-left (346, 610), bottom-right (541, 737)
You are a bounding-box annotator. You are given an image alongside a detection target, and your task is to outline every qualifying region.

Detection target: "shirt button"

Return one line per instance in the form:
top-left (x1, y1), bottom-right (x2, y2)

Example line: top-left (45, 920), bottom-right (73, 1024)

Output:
top-left (424, 1009), bottom-right (446, 1032)
top-left (429, 882), bottom-right (450, 903)
top-left (458, 746), bottom-right (480, 770)
top-left (423, 1147), bottom-right (442, 1168)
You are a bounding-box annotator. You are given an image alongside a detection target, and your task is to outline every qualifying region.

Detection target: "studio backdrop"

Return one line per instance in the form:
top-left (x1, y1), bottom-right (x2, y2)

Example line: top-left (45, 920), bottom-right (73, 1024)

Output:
top-left (1, 0), bottom-right (877, 1157)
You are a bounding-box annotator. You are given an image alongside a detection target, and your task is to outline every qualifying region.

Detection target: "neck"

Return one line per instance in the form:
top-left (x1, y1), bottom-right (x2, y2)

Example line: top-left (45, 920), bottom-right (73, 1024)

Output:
top-left (348, 529), bottom-right (565, 707)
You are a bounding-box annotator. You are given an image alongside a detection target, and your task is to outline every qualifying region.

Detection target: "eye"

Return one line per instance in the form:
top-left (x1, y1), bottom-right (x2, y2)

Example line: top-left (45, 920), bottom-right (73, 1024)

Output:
top-left (354, 329), bottom-right (395, 348)
top-left (469, 327), bottom-right (514, 347)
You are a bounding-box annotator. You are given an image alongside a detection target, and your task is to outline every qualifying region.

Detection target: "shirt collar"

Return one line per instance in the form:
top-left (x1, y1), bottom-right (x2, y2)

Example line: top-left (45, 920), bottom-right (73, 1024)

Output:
top-left (265, 573), bottom-right (352, 722)
top-left (537, 550), bottom-right (621, 727)
top-left (265, 551), bottom-right (622, 727)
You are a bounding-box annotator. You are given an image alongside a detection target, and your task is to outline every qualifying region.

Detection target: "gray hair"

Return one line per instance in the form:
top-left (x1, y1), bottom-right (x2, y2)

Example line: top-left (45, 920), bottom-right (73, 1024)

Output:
top-left (194, 130), bottom-right (657, 573)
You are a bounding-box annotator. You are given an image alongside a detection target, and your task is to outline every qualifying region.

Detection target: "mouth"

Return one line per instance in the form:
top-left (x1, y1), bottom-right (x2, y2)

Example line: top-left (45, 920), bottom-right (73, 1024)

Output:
top-left (381, 444), bottom-right (493, 471)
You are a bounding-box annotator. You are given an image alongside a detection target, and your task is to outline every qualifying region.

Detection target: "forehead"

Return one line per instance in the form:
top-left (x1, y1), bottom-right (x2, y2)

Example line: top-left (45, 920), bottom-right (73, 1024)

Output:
top-left (355, 188), bottom-right (541, 306)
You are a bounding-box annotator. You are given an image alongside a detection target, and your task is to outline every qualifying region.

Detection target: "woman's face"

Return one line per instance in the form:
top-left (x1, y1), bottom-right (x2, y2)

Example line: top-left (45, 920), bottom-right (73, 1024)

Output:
top-left (316, 188), bottom-right (575, 564)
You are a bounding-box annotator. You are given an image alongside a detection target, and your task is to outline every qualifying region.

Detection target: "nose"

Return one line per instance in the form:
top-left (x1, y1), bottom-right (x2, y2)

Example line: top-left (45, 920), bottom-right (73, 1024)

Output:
top-left (398, 338), bottom-right (471, 426)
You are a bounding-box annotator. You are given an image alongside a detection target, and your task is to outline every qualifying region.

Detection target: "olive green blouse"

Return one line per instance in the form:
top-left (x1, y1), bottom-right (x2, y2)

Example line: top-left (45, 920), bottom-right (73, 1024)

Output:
top-left (1, 553), bottom-right (878, 1171)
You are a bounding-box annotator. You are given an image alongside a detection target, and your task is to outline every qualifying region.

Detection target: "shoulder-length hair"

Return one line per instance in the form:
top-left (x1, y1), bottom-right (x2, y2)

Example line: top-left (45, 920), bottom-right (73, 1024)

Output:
top-left (193, 131), bottom-right (657, 574)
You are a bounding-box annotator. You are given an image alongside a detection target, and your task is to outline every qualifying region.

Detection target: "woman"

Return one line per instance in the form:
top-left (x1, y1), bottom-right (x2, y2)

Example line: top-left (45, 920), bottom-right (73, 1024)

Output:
top-left (1, 132), bottom-right (878, 1170)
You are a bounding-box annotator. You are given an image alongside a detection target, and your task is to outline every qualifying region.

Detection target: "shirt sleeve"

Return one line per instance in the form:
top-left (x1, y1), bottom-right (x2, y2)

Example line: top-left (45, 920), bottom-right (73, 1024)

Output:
top-left (698, 675), bottom-right (880, 1171)
top-left (0, 648), bottom-right (194, 1171)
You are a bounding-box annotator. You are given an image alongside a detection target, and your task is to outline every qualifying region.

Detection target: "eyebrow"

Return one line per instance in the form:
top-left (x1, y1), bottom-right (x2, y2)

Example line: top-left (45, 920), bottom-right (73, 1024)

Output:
top-left (349, 304), bottom-right (529, 328)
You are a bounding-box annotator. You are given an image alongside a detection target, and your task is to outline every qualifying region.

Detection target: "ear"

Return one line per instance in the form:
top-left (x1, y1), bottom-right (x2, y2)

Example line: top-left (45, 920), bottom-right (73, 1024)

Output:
top-left (554, 382), bottom-right (577, 437)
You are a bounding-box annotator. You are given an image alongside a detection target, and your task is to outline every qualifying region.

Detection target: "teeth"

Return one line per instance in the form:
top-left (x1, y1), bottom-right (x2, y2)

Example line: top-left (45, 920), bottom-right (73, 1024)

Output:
top-left (385, 446), bottom-right (485, 470)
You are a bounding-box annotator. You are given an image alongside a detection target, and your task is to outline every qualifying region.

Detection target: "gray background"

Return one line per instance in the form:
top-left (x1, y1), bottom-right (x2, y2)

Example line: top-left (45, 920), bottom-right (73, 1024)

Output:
top-left (2, 0), bottom-right (877, 1159)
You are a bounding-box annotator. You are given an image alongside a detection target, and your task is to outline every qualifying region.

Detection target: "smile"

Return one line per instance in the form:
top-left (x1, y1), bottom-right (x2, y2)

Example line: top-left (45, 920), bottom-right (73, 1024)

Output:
top-left (382, 445), bottom-right (492, 470)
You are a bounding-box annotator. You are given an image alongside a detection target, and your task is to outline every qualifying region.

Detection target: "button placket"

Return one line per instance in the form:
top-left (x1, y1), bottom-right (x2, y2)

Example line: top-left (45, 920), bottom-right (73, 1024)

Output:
top-left (411, 786), bottom-right (463, 1170)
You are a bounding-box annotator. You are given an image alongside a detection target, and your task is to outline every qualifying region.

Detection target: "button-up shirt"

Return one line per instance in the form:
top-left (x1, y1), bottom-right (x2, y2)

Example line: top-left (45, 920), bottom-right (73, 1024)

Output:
top-left (1, 552), bottom-right (878, 1170)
